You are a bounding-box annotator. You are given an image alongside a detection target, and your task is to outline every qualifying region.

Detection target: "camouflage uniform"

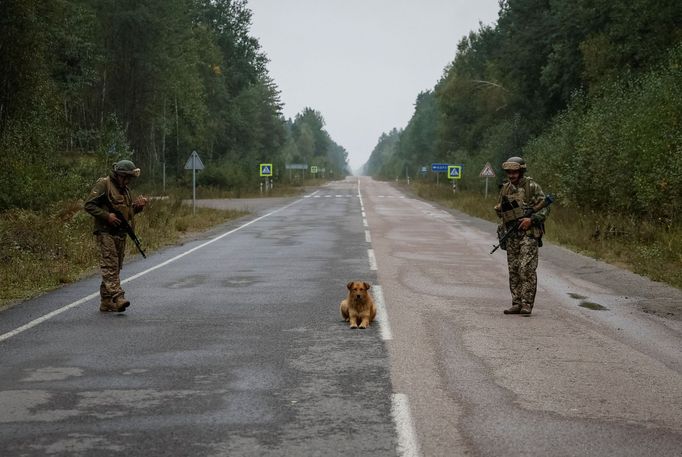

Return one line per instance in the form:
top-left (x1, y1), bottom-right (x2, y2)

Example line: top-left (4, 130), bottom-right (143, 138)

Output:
top-left (496, 174), bottom-right (549, 315)
top-left (84, 162), bottom-right (142, 312)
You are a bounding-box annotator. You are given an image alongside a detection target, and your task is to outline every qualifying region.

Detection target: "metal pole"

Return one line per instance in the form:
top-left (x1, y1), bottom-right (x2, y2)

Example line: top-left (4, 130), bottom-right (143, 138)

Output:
top-left (192, 155), bottom-right (196, 215)
top-left (485, 177), bottom-right (489, 199)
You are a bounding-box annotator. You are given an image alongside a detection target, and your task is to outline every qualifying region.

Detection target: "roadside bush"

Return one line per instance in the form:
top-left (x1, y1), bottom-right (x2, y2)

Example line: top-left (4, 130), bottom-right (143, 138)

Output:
top-left (526, 44), bottom-right (682, 221)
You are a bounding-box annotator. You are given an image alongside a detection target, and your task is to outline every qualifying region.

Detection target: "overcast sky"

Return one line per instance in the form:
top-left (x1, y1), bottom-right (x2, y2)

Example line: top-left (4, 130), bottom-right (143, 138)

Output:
top-left (247, 0), bottom-right (501, 172)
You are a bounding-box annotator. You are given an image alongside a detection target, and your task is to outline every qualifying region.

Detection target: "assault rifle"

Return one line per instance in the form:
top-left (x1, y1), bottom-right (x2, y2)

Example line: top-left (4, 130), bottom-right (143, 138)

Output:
top-left (108, 206), bottom-right (147, 258)
top-left (490, 194), bottom-right (554, 254)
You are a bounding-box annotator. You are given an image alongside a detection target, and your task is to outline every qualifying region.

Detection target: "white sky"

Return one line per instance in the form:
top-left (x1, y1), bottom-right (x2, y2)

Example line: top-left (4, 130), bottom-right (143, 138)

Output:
top-left (247, 0), bottom-right (501, 172)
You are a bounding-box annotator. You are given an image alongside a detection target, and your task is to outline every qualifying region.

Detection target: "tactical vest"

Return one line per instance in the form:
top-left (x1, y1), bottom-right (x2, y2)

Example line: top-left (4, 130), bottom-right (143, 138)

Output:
top-left (499, 179), bottom-right (531, 224)
top-left (499, 177), bottom-right (544, 238)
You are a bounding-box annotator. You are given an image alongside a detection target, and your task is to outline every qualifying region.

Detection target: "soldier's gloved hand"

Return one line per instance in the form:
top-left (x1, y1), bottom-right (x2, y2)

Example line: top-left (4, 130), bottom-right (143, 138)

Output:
top-left (107, 213), bottom-right (121, 226)
top-left (519, 217), bottom-right (532, 231)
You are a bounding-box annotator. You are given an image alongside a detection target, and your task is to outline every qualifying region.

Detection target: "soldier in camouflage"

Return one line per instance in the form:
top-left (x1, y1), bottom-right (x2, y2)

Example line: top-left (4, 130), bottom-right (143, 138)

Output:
top-left (494, 156), bottom-right (550, 316)
top-left (84, 160), bottom-right (147, 312)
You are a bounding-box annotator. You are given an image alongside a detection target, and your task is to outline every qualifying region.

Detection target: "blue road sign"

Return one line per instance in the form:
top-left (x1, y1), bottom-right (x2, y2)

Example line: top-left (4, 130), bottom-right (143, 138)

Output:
top-left (431, 163), bottom-right (449, 172)
top-left (448, 165), bottom-right (462, 179)
top-left (260, 163), bottom-right (273, 177)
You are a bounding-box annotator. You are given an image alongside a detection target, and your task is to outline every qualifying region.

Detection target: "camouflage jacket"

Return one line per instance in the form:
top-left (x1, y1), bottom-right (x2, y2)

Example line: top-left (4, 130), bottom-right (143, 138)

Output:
top-left (84, 173), bottom-right (140, 234)
top-left (496, 176), bottom-right (549, 238)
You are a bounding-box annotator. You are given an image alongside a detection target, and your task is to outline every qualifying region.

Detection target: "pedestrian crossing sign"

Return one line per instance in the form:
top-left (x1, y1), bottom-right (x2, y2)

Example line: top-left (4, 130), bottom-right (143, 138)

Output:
top-left (260, 163), bottom-right (273, 177)
top-left (448, 165), bottom-right (462, 179)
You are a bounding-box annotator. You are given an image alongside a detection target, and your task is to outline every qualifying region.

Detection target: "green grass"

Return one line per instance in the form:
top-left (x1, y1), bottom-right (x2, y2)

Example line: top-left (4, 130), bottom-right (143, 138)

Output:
top-left (407, 182), bottom-right (682, 289)
top-left (0, 198), bottom-right (246, 307)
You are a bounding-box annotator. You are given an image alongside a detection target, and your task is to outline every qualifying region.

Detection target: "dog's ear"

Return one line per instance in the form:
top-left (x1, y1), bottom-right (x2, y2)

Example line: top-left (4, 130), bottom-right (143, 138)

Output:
top-left (363, 282), bottom-right (371, 290)
top-left (347, 281), bottom-right (354, 290)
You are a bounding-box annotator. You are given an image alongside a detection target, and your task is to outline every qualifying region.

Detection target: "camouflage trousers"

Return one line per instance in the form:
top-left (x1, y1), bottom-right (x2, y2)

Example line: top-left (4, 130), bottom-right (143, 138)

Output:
top-left (96, 233), bottom-right (127, 301)
top-left (506, 234), bottom-right (539, 308)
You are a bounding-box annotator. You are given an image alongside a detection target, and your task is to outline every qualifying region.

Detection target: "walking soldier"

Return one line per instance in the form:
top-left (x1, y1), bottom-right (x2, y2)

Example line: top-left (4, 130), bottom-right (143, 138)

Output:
top-left (84, 160), bottom-right (147, 312)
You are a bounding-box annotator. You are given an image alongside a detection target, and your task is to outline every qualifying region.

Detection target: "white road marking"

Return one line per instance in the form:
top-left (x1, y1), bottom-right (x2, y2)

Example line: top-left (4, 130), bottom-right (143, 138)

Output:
top-left (392, 393), bottom-right (421, 457)
top-left (371, 285), bottom-right (392, 341)
top-left (368, 248), bottom-right (377, 271)
top-left (365, 230), bottom-right (372, 243)
top-left (0, 194), bottom-right (314, 344)
top-left (363, 218), bottom-right (368, 228)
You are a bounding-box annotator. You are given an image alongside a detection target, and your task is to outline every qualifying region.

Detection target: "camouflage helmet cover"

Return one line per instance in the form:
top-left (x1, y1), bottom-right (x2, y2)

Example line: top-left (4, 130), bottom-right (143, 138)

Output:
top-left (501, 156), bottom-right (526, 171)
top-left (113, 160), bottom-right (141, 177)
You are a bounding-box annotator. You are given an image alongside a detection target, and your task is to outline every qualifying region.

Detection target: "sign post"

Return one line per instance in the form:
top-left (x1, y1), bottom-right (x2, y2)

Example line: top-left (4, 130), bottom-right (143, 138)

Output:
top-left (260, 163), bottom-right (273, 192)
top-left (447, 165), bottom-right (462, 180)
top-left (431, 163), bottom-right (448, 185)
top-left (478, 162), bottom-right (496, 199)
top-left (184, 150), bottom-right (205, 214)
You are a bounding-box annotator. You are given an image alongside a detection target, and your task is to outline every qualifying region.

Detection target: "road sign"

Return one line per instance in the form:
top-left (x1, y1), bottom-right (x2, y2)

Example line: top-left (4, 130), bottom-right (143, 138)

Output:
top-left (310, 166), bottom-right (318, 174)
top-left (285, 163), bottom-right (308, 170)
top-left (184, 150), bottom-right (204, 170)
top-left (431, 163), bottom-right (448, 172)
top-left (185, 150), bottom-right (204, 215)
top-left (260, 163), bottom-right (273, 177)
top-left (448, 165), bottom-right (462, 179)
top-left (479, 162), bottom-right (496, 178)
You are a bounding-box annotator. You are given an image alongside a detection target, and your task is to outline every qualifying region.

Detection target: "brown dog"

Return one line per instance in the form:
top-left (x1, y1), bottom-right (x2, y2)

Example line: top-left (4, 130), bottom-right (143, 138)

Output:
top-left (340, 281), bottom-right (376, 329)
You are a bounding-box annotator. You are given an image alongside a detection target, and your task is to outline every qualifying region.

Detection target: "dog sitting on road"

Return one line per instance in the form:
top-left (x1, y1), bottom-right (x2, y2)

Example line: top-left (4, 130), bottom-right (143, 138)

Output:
top-left (340, 281), bottom-right (376, 329)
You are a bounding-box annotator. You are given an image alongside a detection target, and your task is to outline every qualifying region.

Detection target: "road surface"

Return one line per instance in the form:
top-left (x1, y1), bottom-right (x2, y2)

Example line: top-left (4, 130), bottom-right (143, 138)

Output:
top-left (1, 177), bottom-right (680, 456)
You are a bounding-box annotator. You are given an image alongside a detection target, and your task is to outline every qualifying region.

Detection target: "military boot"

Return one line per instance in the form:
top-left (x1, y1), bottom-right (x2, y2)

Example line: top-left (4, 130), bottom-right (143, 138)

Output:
top-left (112, 295), bottom-right (131, 312)
top-left (520, 304), bottom-right (532, 316)
top-left (100, 298), bottom-right (125, 313)
top-left (503, 305), bottom-right (521, 314)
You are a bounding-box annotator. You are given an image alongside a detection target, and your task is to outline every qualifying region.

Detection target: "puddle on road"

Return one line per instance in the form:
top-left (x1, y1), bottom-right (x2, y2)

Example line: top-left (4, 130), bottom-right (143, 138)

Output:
top-left (568, 292), bottom-right (588, 300)
top-left (222, 277), bottom-right (258, 288)
top-left (579, 301), bottom-right (609, 311)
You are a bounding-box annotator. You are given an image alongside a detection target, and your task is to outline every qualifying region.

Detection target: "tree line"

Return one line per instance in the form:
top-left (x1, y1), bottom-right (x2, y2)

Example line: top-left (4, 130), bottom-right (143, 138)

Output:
top-left (0, 0), bottom-right (349, 211)
top-left (365, 0), bottom-right (681, 221)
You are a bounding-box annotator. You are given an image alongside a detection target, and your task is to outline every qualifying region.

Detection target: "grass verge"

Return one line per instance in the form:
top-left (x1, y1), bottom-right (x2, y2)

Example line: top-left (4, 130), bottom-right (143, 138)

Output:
top-left (0, 198), bottom-right (246, 307)
top-left (408, 182), bottom-right (682, 289)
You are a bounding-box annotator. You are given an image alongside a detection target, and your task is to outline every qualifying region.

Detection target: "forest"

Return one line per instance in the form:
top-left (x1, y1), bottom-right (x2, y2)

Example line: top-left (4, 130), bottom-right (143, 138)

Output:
top-left (365, 0), bottom-right (681, 222)
top-left (0, 0), bottom-right (350, 212)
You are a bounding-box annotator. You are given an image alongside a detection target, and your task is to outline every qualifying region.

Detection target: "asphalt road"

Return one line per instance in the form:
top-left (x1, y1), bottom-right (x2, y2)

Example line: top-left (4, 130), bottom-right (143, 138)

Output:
top-left (1, 176), bottom-right (681, 456)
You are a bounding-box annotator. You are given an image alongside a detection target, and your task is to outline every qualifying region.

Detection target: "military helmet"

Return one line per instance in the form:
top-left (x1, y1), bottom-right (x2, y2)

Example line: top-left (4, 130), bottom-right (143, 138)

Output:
top-left (501, 156), bottom-right (526, 171)
top-left (113, 160), bottom-right (141, 177)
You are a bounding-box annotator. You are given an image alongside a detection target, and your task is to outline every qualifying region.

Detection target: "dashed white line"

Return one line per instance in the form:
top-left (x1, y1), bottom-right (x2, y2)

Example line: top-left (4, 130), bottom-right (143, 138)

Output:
top-left (368, 248), bottom-right (377, 271)
top-left (371, 285), bottom-right (391, 341)
top-left (365, 230), bottom-right (372, 243)
top-left (392, 393), bottom-right (421, 457)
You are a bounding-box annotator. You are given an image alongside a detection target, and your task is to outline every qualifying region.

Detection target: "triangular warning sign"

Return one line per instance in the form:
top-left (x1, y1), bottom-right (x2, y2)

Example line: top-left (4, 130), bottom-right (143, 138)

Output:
top-left (479, 162), bottom-right (496, 178)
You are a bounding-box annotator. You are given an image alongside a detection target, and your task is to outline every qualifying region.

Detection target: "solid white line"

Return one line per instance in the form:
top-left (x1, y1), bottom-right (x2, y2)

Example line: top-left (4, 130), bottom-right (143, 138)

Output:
top-left (392, 393), bottom-right (421, 457)
top-left (368, 248), bottom-right (377, 271)
top-left (371, 285), bottom-right (392, 341)
top-left (0, 293), bottom-right (99, 343)
top-left (365, 230), bottom-right (372, 243)
top-left (0, 194), bottom-right (314, 344)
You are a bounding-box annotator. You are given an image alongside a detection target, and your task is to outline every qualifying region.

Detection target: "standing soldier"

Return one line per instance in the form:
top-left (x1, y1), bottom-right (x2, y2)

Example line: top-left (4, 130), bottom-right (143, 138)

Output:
top-left (85, 160), bottom-right (147, 312)
top-left (494, 156), bottom-right (550, 316)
